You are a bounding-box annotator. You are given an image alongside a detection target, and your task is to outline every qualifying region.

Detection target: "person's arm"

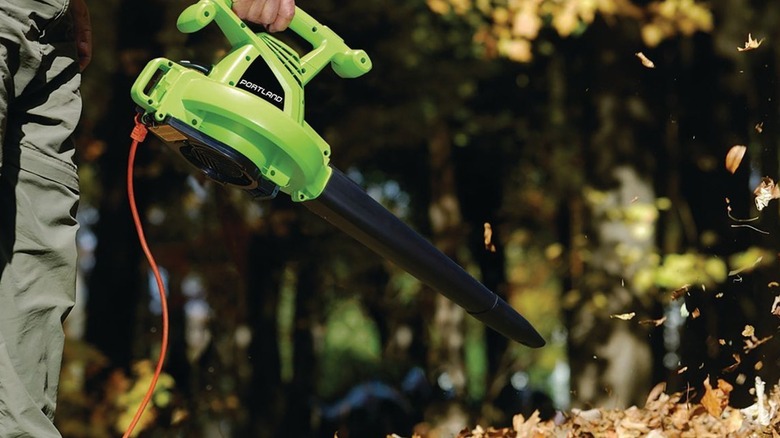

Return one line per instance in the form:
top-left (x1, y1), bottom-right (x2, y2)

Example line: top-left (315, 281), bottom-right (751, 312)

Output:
top-left (70, 0), bottom-right (92, 70)
top-left (231, 0), bottom-right (295, 32)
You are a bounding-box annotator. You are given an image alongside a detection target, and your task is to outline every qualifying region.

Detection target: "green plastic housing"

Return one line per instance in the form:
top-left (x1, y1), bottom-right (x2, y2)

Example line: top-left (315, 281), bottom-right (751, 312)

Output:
top-left (130, 0), bottom-right (371, 201)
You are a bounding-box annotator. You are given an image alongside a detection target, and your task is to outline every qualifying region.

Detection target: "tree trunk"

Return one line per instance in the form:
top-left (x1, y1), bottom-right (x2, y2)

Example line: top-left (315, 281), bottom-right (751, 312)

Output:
top-left (424, 121), bottom-right (470, 432)
top-left (567, 166), bottom-right (656, 409)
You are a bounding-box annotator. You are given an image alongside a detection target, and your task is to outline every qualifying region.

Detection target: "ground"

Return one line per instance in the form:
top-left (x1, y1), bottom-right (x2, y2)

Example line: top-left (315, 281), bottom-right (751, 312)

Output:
top-left (396, 377), bottom-right (780, 438)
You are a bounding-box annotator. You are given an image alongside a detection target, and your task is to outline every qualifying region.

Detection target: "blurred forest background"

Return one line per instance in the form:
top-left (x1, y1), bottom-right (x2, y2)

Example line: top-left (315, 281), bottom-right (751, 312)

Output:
top-left (57, 0), bottom-right (780, 436)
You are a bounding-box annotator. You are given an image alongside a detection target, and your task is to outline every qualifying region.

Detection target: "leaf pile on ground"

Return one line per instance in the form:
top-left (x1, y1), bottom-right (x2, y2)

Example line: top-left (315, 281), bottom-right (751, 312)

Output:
top-left (400, 377), bottom-right (780, 438)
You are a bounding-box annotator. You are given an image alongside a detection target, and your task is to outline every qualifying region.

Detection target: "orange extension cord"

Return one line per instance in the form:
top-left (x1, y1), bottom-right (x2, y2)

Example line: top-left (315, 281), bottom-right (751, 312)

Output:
top-left (123, 117), bottom-right (170, 438)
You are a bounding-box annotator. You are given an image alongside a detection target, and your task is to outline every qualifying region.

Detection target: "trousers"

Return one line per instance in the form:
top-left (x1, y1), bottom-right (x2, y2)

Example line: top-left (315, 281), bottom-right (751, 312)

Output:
top-left (0, 0), bottom-right (80, 436)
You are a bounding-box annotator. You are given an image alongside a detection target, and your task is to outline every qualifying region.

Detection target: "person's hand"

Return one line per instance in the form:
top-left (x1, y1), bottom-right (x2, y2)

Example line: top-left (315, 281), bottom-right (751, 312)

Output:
top-left (232, 0), bottom-right (295, 32)
top-left (70, 0), bottom-right (92, 70)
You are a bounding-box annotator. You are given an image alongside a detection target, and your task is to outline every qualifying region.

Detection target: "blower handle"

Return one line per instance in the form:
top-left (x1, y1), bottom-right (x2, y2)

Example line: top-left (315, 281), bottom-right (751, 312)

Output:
top-left (287, 8), bottom-right (372, 81)
top-left (176, 0), bottom-right (372, 83)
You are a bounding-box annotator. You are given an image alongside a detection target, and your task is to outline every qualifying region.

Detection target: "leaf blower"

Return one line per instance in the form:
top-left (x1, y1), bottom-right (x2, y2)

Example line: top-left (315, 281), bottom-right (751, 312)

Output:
top-left (130, 0), bottom-right (544, 348)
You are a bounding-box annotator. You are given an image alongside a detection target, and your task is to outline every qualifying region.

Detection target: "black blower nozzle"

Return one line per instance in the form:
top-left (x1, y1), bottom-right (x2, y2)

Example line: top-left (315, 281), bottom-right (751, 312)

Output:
top-left (304, 168), bottom-right (545, 348)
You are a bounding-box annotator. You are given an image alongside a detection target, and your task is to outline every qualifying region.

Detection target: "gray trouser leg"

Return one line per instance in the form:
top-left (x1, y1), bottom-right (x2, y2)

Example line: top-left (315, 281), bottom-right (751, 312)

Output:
top-left (0, 1), bottom-right (81, 436)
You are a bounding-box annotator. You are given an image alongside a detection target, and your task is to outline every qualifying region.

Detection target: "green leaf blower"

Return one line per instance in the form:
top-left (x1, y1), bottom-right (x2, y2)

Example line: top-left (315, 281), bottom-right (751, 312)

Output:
top-left (130, 0), bottom-right (544, 348)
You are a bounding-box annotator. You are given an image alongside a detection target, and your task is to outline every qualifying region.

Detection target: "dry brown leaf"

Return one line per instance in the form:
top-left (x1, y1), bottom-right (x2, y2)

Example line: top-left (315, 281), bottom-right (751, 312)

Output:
top-left (691, 308), bottom-right (701, 319)
top-left (645, 382), bottom-right (667, 406)
top-left (719, 339), bottom-right (726, 345)
top-left (701, 377), bottom-right (733, 418)
top-left (512, 410), bottom-right (542, 436)
top-left (726, 409), bottom-right (744, 433)
top-left (639, 316), bottom-right (667, 327)
top-left (755, 361), bottom-right (763, 370)
top-left (671, 284), bottom-right (690, 300)
top-left (635, 51), bottom-right (655, 68)
top-left (753, 177), bottom-right (780, 211)
top-left (742, 325), bottom-right (755, 337)
top-left (772, 295), bottom-right (780, 316)
top-left (677, 366), bottom-right (688, 374)
top-left (744, 334), bottom-right (773, 353)
top-left (756, 122), bottom-right (764, 133)
top-left (738, 33), bottom-right (764, 51)
top-left (723, 353), bottom-right (741, 373)
top-left (725, 145), bottom-right (746, 174)
top-left (769, 282), bottom-right (780, 288)
top-left (610, 312), bottom-right (636, 320)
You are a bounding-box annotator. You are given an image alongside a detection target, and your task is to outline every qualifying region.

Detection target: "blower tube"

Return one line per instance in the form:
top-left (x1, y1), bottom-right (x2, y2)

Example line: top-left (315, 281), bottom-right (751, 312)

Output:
top-left (303, 168), bottom-right (545, 348)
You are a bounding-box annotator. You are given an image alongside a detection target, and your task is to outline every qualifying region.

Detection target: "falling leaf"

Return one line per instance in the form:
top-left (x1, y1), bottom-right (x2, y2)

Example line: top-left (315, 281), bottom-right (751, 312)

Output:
top-left (742, 325), bottom-right (755, 337)
top-left (755, 361), bottom-right (763, 370)
top-left (639, 316), bottom-right (667, 327)
top-left (723, 354), bottom-right (741, 373)
top-left (729, 256), bottom-right (764, 276)
top-left (691, 308), bottom-right (701, 319)
top-left (719, 339), bottom-right (726, 345)
top-left (725, 145), bottom-right (746, 174)
top-left (744, 334), bottom-right (772, 353)
top-left (738, 33), bottom-right (764, 51)
top-left (677, 366), bottom-right (688, 374)
top-left (769, 282), bottom-right (780, 288)
top-left (701, 377), bottom-right (733, 418)
top-left (635, 52), bottom-right (655, 68)
top-left (755, 122), bottom-right (764, 133)
top-left (610, 312), bottom-right (636, 320)
top-left (753, 177), bottom-right (780, 211)
top-left (772, 295), bottom-right (780, 316)
top-left (671, 284), bottom-right (690, 300)
top-left (483, 222), bottom-right (496, 253)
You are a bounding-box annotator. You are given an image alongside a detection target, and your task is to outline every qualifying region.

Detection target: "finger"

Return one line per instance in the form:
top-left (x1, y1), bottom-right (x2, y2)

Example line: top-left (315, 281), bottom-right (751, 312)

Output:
top-left (267, 0), bottom-right (295, 32)
top-left (231, 0), bottom-right (255, 21)
top-left (249, 0), bottom-right (278, 27)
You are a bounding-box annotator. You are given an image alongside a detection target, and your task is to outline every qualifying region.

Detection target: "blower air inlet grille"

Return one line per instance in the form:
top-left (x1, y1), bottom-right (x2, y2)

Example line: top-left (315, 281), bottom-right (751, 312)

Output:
top-left (181, 142), bottom-right (248, 183)
top-left (147, 117), bottom-right (279, 200)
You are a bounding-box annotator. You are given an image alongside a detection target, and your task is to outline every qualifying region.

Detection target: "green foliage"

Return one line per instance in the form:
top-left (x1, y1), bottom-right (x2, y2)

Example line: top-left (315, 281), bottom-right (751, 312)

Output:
top-left (649, 252), bottom-right (728, 291)
top-left (727, 247), bottom-right (775, 276)
top-left (115, 361), bottom-right (176, 436)
top-left (317, 299), bottom-right (382, 398)
top-left (56, 339), bottom-right (179, 438)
